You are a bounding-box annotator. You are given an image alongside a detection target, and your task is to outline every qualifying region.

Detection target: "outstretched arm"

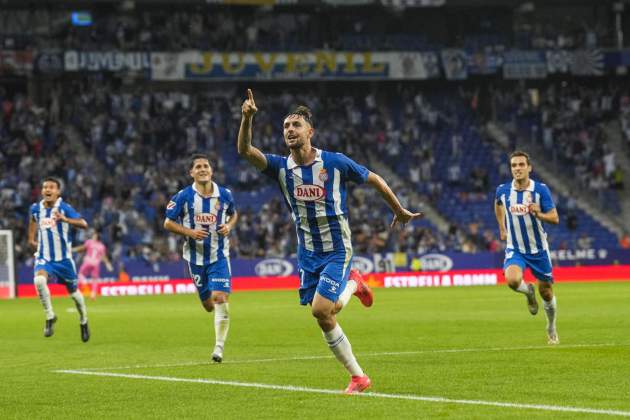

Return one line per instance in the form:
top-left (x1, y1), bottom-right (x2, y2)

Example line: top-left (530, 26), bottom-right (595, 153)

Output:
top-left (237, 89), bottom-right (267, 171)
top-left (529, 204), bottom-right (559, 224)
top-left (73, 244), bottom-right (86, 253)
top-left (102, 254), bottom-right (114, 272)
top-left (366, 172), bottom-right (422, 228)
top-left (52, 210), bottom-right (88, 229)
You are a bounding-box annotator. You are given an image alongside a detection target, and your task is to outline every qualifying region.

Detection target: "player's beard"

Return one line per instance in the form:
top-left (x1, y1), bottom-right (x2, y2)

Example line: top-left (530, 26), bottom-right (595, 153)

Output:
top-left (286, 136), bottom-right (305, 150)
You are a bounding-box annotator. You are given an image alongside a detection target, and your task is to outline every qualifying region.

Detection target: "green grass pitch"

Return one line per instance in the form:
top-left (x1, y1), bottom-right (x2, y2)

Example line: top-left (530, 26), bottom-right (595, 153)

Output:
top-left (1, 282), bottom-right (629, 419)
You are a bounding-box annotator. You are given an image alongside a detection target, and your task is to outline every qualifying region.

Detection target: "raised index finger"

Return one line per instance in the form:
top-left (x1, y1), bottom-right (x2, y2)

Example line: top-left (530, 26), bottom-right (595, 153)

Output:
top-left (247, 89), bottom-right (255, 103)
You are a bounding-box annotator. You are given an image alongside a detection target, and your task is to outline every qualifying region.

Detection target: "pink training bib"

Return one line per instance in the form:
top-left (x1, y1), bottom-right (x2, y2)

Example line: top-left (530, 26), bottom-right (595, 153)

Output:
top-left (83, 239), bottom-right (106, 266)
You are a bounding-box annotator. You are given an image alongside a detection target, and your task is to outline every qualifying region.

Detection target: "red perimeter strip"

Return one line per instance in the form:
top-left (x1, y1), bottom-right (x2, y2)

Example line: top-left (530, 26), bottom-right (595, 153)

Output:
top-left (15, 265), bottom-right (630, 297)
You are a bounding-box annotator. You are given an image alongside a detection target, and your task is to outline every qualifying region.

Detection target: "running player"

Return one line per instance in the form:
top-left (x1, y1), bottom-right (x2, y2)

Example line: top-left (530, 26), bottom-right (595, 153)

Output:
top-left (494, 151), bottom-right (560, 344)
top-left (27, 177), bottom-right (90, 342)
top-left (73, 230), bottom-right (114, 299)
top-left (164, 154), bottom-right (239, 362)
top-left (237, 89), bottom-right (421, 393)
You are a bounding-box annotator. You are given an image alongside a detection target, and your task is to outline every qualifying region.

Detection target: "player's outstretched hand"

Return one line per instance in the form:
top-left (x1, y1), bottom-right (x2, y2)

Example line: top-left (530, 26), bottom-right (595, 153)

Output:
top-left (242, 89), bottom-right (257, 118)
top-left (528, 203), bottom-right (541, 218)
top-left (189, 228), bottom-right (209, 241)
top-left (499, 229), bottom-right (507, 241)
top-left (390, 208), bottom-right (423, 229)
top-left (51, 209), bottom-right (66, 223)
top-left (217, 224), bottom-right (231, 236)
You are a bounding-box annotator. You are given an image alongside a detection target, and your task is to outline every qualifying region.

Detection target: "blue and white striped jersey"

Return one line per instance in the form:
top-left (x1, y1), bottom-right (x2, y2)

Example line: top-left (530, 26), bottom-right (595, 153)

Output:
top-left (495, 179), bottom-right (555, 254)
top-left (262, 148), bottom-right (369, 254)
top-left (30, 198), bottom-right (81, 262)
top-left (166, 182), bottom-right (235, 265)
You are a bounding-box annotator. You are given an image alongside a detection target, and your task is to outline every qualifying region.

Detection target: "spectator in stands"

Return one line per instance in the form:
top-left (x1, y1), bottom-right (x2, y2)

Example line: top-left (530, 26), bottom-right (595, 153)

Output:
top-left (2, 77), bottom-right (623, 270)
top-left (577, 233), bottom-right (593, 250)
top-left (447, 160), bottom-right (462, 187)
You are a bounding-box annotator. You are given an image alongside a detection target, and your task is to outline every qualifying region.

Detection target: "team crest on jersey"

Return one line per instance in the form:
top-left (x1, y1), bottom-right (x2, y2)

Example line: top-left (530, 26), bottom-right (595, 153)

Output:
top-left (166, 201), bottom-right (176, 210)
top-left (523, 191), bottom-right (532, 205)
top-left (39, 217), bottom-right (56, 229)
top-left (318, 168), bottom-right (329, 182)
top-left (294, 185), bottom-right (325, 201)
top-left (215, 201), bottom-right (222, 211)
top-left (194, 213), bottom-right (217, 225)
top-left (509, 203), bottom-right (530, 216)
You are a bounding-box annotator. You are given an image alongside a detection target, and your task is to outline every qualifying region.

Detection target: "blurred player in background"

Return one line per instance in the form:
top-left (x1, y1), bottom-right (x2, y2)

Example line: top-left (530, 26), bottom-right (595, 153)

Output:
top-left (237, 89), bottom-right (421, 393)
top-left (27, 177), bottom-right (90, 342)
top-left (494, 151), bottom-right (560, 344)
top-left (164, 154), bottom-right (238, 362)
top-left (73, 230), bottom-right (114, 300)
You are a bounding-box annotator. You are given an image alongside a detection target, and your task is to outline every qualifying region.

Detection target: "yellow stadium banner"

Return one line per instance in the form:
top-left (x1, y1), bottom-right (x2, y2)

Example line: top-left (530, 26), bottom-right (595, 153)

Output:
top-left (150, 50), bottom-right (440, 80)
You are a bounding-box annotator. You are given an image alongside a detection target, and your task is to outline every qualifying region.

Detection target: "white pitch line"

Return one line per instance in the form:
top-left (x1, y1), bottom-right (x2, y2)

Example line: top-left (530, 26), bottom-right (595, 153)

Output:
top-left (361, 342), bottom-right (625, 357)
top-left (53, 370), bottom-right (630, 417)
top-left (71, 342), bottom-right (627, 372)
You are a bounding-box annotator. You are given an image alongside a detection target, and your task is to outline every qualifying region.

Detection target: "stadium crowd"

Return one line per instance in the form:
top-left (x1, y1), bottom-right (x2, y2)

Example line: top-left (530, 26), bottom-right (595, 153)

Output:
top-left (494, 81), bottom-right (625, 210)
top-left (0, 3), bottom-right (617, 53)
top-left (621, 92), bottom-right (630, 156)
top-left (2, 80), bottom-right (522, 267)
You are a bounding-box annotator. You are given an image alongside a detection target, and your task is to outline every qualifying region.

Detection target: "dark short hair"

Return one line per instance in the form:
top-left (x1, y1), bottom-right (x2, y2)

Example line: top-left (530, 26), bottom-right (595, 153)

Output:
top-left (284, 105), bottom-right (314, 127)
top-left (42, 177), bottom-right (61, 189)
top-left (509, 150), bottom-right (531, 166)
top-left (189, 153), bottom-right (211, 170)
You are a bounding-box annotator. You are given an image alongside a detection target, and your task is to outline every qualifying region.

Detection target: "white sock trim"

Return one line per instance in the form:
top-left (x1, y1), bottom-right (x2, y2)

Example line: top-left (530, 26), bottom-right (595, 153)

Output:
top-left (544, 296), bottom-right (557, 330)
top-left (34, 275), bottom-right (54, 319)
top-left (71, 291), bottom-right (88, 324)
top-left (214, 302), bottom-right (230, 347)
top-left (323, 323), bottom-right (364, 377)
top-left (543, 295), bottom-right (557, 309)
top-left (516, 280), bottom-right (530, 294)
top-left (324, 324), bottom-right (343, 344)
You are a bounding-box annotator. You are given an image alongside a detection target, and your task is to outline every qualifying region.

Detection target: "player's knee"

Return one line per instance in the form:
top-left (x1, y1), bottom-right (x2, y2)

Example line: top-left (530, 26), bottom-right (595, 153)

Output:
top-left (332, 302), bottom-right (342, 315)
top-left (34, 275), bottom-right (47, 287)
top-left (202, 299), bottom-right (214, 312)
top-left (505, 276), bottom-right (520, 289)
top-left (212, 293), bottom-right (228, 305)
top-left (311, 306), bottom-right (332, 321)
top-left (504, 267), bottom-right (521, 288)
top-left (539, 286), bottom-right (553, 301)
